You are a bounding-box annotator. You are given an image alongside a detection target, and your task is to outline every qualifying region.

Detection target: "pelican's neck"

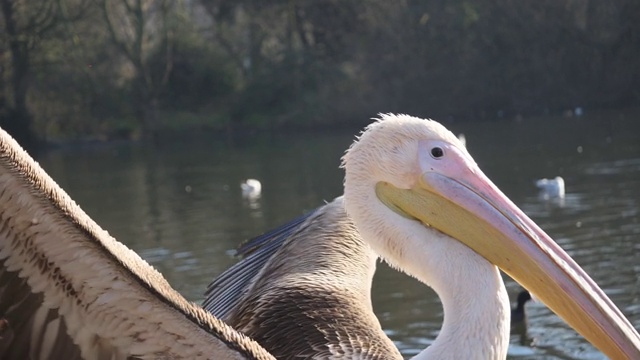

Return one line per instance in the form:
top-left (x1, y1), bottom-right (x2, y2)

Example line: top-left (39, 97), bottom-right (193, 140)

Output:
top-left (409, 235), bottom-right (511, 360)
top-left (343, 173), bottom-right (511, 359)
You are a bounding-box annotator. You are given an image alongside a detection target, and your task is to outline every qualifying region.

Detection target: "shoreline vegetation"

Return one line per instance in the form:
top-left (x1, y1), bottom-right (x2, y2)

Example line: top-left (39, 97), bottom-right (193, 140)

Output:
top-left (38, 106), bottom-right (640, 154)
top-left (1, 1), bottom-right (639, 149)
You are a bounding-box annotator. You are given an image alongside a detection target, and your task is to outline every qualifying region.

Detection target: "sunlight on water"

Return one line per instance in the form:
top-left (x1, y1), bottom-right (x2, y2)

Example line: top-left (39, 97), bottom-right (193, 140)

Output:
top-left (37, 111), bottom-right (640, 359)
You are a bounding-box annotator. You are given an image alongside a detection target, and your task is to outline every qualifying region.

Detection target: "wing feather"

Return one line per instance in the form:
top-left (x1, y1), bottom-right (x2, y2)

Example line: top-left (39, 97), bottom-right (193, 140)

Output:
top-left (0, 128), bottom-right (274, 360)
top-left (202, 209), bottom-right (318, 318)
top-left (203, 199), bottom-right (403, 359)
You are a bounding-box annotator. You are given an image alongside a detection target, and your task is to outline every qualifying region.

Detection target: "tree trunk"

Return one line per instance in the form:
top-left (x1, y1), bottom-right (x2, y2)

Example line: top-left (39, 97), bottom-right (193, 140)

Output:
top-left (0, 0), bottom-right (36, 150)
top-left (143, 97), bottom-right (159, 142)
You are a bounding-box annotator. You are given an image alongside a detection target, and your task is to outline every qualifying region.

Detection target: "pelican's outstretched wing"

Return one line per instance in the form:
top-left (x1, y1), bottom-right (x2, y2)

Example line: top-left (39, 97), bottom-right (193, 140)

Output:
top-left (0, 128), bottom-right (274, 360)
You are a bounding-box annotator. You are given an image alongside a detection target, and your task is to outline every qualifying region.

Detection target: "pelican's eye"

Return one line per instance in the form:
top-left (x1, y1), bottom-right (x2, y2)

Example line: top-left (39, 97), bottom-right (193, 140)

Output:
top-left (430, 146), bottom-right (444, 159)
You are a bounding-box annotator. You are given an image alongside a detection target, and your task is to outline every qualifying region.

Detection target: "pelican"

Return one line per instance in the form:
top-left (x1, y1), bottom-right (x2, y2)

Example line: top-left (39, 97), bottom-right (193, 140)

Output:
top-left (205, 114), bottom-right (640, 359)
top-left (0, 128), bottom-right (275, 359)
top-left (535, 176), bottom-right (565, 198)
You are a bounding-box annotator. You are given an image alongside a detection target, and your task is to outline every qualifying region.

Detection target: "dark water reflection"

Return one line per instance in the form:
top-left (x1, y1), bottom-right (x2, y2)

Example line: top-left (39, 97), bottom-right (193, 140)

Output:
top-left (37, 111), bottom-right (640, 359)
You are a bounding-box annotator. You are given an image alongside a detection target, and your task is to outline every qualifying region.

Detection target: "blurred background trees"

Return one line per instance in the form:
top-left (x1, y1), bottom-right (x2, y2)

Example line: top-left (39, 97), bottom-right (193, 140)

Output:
top-left (1, 0), bottom-right (639, 146)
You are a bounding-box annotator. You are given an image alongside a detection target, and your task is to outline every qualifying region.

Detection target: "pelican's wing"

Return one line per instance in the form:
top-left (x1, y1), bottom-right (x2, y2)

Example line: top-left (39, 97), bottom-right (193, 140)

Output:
top-left (202, 209), bottom-right (318, 318)
top-left (202, 198), bottom-right (402, 359)
top-left (0, 128), bottom-right (274, 360)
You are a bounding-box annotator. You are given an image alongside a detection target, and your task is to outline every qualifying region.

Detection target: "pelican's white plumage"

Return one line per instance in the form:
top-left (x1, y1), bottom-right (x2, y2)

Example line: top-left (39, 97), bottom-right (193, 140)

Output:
top-left (457, 133), bottom-right (466, 148)
top-left (343, 115), bottom-right (507, 358)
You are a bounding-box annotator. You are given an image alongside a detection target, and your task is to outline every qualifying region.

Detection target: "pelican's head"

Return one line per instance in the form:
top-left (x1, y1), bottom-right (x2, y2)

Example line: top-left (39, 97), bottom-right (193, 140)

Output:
top-left (342, 113), bottom-right (640, 359)
top-left (342, 114), bottom-right (471, 268)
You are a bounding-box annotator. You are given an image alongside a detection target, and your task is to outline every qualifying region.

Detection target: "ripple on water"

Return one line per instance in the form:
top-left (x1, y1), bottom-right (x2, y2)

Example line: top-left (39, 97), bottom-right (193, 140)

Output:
top-left (584, 158), bottom-right (640, 175)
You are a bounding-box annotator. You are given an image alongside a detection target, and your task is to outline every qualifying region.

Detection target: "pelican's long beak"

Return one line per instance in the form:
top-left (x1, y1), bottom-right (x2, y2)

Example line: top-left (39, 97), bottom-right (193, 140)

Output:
top-left (375, 143), bottom-right (640, 359)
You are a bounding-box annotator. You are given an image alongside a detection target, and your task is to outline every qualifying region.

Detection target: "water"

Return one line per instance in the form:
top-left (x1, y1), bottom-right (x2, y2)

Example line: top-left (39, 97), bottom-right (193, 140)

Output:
top-left (37, 110), bottom-right (640, 359)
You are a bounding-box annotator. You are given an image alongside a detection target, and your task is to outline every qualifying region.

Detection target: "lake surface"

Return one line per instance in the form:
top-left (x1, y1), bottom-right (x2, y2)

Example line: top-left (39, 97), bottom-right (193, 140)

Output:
top-left (37, 110), bottom-right (640, 359)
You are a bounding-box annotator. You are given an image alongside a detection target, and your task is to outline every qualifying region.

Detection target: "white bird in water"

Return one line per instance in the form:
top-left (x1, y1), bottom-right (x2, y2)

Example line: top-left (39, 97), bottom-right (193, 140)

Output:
top-left (241, 178), bottom-right (261, 199)
top-left (0, 115), bottom-right (639, 359)
top-left (536, 176), bottom-right (565, 199)
top-left (205, 114), bottom-right (640, 359)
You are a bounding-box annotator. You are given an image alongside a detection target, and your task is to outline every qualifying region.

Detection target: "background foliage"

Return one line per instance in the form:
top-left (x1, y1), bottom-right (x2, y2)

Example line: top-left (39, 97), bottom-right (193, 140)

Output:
top-left (1, 0), bottom-right (639, 146)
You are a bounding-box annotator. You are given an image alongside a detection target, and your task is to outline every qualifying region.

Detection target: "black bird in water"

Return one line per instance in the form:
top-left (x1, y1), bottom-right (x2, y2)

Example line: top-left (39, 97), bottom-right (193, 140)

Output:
top-left (511, 290), bottom-right (533, 324)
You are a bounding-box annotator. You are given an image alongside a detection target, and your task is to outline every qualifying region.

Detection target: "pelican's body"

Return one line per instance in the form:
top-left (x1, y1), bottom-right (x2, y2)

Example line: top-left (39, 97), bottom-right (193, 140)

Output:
top-left (204, 198), bottom-right (401, 359)
top-left (535, 176), bottom-right (565, 198)
top-left (205, 196), bottom-right (509, 359)
top-left (0, 114), bottom-right (639, 360)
